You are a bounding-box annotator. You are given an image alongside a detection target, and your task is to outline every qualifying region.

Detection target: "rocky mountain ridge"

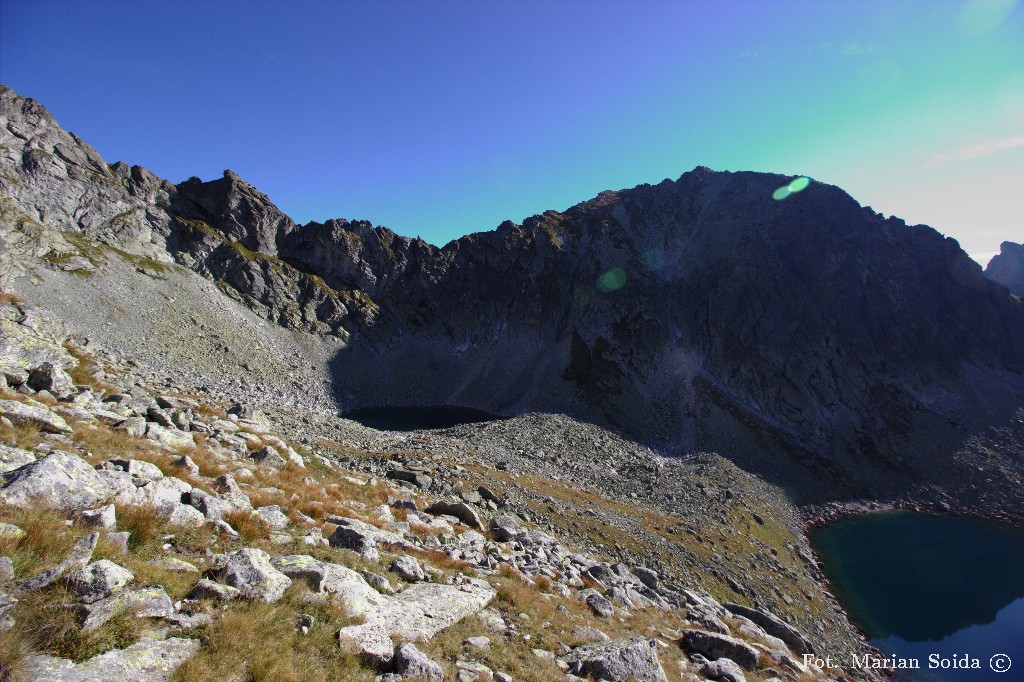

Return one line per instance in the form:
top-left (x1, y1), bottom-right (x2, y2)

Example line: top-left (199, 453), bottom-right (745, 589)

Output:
top-left (985, 241), bottom-right (1024, 296)
top-left (2, 84), bottom-right (1022, 512)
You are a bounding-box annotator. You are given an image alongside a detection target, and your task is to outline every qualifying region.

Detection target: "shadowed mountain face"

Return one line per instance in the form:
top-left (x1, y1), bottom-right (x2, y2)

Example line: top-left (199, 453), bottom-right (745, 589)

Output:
top-left (3, 84), bottom-right (1024, 504)
top-left (986, 241), bottom-right (1024, 296)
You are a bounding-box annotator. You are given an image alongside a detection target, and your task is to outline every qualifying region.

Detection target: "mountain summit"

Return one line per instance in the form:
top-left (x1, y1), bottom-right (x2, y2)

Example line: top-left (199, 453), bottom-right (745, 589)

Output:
top-left (2, 84), bottom-right (1023, 509)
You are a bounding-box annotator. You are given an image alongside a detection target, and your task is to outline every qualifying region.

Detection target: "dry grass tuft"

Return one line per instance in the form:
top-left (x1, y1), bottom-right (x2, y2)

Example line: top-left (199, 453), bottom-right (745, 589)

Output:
top-left (0, 421), bottom-right (43, 452)
top-left (114, 504), bottom-right (165, 551)
top-left (171, 587), bottom-right (372, 682)
top-left (0, 506), bottom-right (79, 580)
top-left (223, 509), bottom-right (270, 544)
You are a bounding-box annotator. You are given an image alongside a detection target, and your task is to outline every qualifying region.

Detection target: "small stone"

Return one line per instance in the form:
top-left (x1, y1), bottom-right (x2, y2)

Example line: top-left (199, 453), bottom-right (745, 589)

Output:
top-left (464, 635), bottom-right (491, 651)
top-left (189, 579), bottom-right (240, 601)
top-left (255, 505), bottom-right (290, 530)
top-left (390, 555), bottom-right (426, 582)
top-left (221, 548), bottom-right (292, 602)
top-left (77, 504), bottom-right (116, 530)
top-left (65, 560), bottom-right (134, 604)
top-left (395, 642), bottom-right (444, 682)
top-left (338, 622), bottom-right (395, 667)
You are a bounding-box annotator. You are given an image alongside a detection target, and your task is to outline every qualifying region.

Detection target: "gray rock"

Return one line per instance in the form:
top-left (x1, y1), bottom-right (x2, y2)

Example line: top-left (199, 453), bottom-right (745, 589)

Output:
top-left (373, 578), bottom-right (496, 642)
top-left (65, 560), bottom-right (134, 603)
top-left (115, 416), bottom-right (147, 437)
top-left (0, 556), bottom-right (14, 581)
top-left (390, 555), bottom-right (426, 582)
top-left (426, 500), bottom-right (483, 529)
top-left (106, 532), bottom-right (130, 554)
top-left (337, 622), bottom-right (394, 667)
top-left (148, 557), bottom-right (199, 573)
top-left (565, 637), bottom-right (669, 682)
top-left (699, 656), bottom-right (748, 682)
top-left (394, 642), bottom-right (444, 682)
top-left (387, 468), bottom-right (433, 489)
top-left (361, 569), bottom-right (396, 594)
top-left (22, 636), bottom-right (199, 682)
top-left (171, 454), bottom-right (200, 476)
top-left (0, 451), bottom-right (111, 510)
top-left (0, 522), bottom-right (25, 540)
top-left (75, 585), bottom-right (174, 631)
top-left (270, 555), bottom-right (388, 618)
top-left (19, 532), bottom-right (98, 593)
top-left (251, 444), bottom-right (286, 468)
top-left (680, 630), bottom-right (759, 670)
top-left (27, 362), bottom-right (74, 397)
top-left (631, 566), bottom-right (660, 590)
top-left (455, 660), bottom-right (493, 681)
top-left (255, 505), bottom-right (290, 530)
top-left (0, 398), bottom-right (72, 433)
top-left (0, 443), bottom-right (36, 474)
top-left (464, 635), bottom-right (491, 650)
top-left (145, 423), bottom-right (194, 449)
top-left (572, 625), bottom-right (611, 643)
top-left (76, 504), bottom-right (116, 530)
top-left (328, 524), bottom-right (380, 562)
top-left (189, 578), bottom-right (240, 601)
top-left (222, 548), bottom-right (292, 602)
top-left (724, 602), bottom-right (813, 655)
top-left (584, 590), bottom-right (615, 618)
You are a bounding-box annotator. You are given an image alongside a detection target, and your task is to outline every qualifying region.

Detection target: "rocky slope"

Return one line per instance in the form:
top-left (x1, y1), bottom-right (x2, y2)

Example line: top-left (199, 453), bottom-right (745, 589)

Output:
top-left (985, 241), bottom-right (1024, 296)
top-left (0, 293), bottom-right (875, 681)
top-left (2, 85), bottom-right (1022, 512)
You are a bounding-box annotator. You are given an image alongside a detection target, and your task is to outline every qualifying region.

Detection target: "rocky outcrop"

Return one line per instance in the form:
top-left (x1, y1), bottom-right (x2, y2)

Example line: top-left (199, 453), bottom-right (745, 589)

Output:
top-left (23, 637), bottom-right (200, 682)
top-left (986, 241), bottom-right (1024, 296)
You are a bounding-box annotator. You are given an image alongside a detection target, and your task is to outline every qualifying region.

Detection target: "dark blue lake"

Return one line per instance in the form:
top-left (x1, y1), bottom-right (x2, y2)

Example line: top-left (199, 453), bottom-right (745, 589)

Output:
top-left (809, 512), bottom-right (1024, 681)
top-left (343, 405), bottom-right (506, 431)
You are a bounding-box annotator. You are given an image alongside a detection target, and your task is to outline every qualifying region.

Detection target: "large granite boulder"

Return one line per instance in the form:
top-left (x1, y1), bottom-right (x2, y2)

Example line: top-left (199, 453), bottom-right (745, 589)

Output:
top-left (564, 637), bottom-right (668, 682)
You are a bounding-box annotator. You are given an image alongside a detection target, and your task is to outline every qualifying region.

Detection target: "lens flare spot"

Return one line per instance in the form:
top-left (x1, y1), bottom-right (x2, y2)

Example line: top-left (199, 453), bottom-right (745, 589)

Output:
top-left (959, 0), bottom-right (1018, 35)
top-left (597, 268), bottom-right (627, 293)
top-left (788, 176), bottom-right (811, 193)
top-left (773, 176), bottom-right (811, 201)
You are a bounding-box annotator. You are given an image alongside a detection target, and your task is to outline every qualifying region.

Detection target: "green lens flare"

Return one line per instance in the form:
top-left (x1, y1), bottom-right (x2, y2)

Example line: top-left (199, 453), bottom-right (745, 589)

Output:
top-left (773, 176), bottom-right (810, 201)
top-left (788, 176), bottom-right (810, 192)
top-left (597, 268), bottom-right (627, 293)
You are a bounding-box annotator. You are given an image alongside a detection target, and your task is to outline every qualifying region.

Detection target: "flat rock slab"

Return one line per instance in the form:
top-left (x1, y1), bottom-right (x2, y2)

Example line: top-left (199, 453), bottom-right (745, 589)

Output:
top-left (0, 443), bottom-right (36, 474)
top-left (680, 629), bottom-right (759, 670)
top-left (23, 636), bottom-right (199, 682)
top-left (564, 637), bottom-right (668, 682)
top-left (0, 399), bottom-right (71, 433)
top-left (373, 578), bottom-right (496, 641)
top-left (724, 602), bottom-right (813, 655)
top-left (75, 585), bottom-right (174, 631)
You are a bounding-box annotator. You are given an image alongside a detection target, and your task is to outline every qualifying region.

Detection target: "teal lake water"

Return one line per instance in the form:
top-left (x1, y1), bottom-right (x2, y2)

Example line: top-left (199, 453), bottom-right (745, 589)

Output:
top-left (343, 405), bottom-right (505, 431)
top-left (809, 512), bottom-right (1024, 681)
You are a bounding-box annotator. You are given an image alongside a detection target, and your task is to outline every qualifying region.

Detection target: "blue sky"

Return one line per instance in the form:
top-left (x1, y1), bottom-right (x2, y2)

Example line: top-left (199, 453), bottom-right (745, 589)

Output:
top-left (1, 1), bottom-right (1021, 263)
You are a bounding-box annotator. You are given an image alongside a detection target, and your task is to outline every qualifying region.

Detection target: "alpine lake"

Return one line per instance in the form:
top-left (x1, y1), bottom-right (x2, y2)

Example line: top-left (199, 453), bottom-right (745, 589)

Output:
top-left (343, 405), bottom-right (507, 432)
top-left (809, 511), bottom-right (1024, 681)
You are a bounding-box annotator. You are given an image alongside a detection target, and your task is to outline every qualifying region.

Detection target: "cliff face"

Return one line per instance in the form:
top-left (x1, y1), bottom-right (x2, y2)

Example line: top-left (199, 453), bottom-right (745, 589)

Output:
top-left (3, 84), bottom-right (1024, 504)
top-left (986, 241), bottom-right (1024, 296)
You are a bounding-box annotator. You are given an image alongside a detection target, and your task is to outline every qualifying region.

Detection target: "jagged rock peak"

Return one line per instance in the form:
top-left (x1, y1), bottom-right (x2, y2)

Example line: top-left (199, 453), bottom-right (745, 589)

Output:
top-left (175, 169), bottom-right (297, 256)
top-left (986, 241), bottom-right (1024, 296)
